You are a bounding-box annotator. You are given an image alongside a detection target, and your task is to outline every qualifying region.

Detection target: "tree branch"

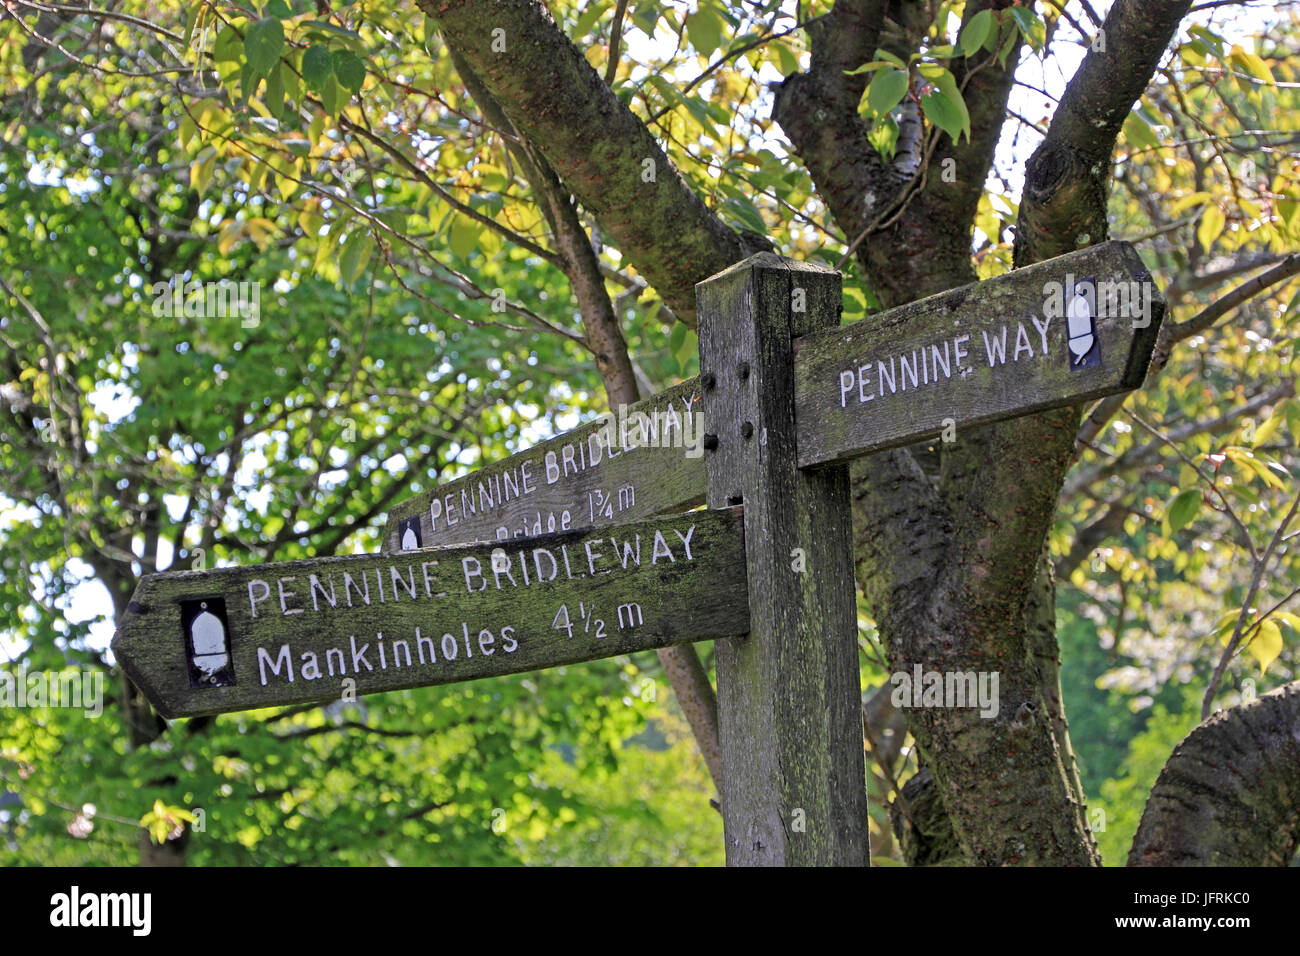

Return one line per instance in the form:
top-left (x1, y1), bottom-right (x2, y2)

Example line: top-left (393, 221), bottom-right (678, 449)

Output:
top-left (1064, 381), bottom-right (1295, 499)
top-left (1130, 681), bottom-right (1300, 866)
top-left (419, 0), bottom-right (767, 323)
top-left (445, 45), bottom-right (724, 793)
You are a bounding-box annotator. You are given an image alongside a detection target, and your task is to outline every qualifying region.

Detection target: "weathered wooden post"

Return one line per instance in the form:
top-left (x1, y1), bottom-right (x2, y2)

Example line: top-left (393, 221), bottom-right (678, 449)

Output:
top-left (696, 254), bottom-right (869, 866)
top-left (112, 240), bottom-right (1163, 866)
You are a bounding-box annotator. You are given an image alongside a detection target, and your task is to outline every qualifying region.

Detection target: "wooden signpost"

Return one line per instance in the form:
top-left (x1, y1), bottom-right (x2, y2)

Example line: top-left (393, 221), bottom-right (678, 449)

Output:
top-left (382, 379), bottom-right (704, 551)
top-left (111, 239), bottom-right (1164, 865)
top-left (113, 509), bottom-right (748, 718)
top-left (792, 241), bottom-right (1161, 467)
top-left (381, 240), bottom-right (1160, 544)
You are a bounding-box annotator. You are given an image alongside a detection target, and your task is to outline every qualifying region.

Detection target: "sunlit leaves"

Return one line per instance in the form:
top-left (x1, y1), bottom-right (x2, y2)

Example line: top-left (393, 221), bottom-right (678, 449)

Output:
top-left (338, 231), bottom-right (373, 283)
top-left (448, 215), bottom-right (481, 259)
top-left (1008, 6), bottom-right (1046, 52)
top-left (140, 800), bottom-right (195, 845)
top-left (301, 44), bottom-right (332, 91)
top-left (1229, 44), bottom-right (1276, 88)
top-left (917, 63), bottom-right (970, 143)
top-left (867, 68), bottom-right (909, 116)
top-left (244, 17), bottom-right (285, 77)
top-left (1165, 488), bottom-right (1202, 534)
top-left (1121, 113), bottom-right (1161, 154)
top-left (1197, 203), bottom-right (1226, 253)
top-left (958, 9), bottom-right (993, 58)
top-left (685, 4), bottom-right (726, 57)
top-left (190, 145), bottom-right (217, 194)
top-left (331, 49), bottom-right (366, 95)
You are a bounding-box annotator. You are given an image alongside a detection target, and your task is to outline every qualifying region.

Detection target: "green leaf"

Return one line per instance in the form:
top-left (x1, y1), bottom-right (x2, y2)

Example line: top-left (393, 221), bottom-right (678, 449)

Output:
top-left (721, 196), bottom-right (765, 233)
top-left (338, 232), bottom-right (372, 284)
top-left (1284, 399), bottom-right (1300, 439)
top-left (685, 6), bottom-right (724, 57)
top-left (918, 64), bottom-right (970, 140)
top-left (770, 40), bottom-right (799, 76)
top-left (629, 1), bottom-right (659, 36)
top-left (1275, 610), bottom-right (1300, 634)
top-left (1248, 618), bottom-right (1283, 675)
top-left (668, 321), bottom-right (687, 374)
top-left (959, 9), bottom-right (992, 57)
top-left (213, 24), bottom-right (242, 65)
top-left (572, 3), bottom-right (606, 38)
top-left (921, 90), bottom-right (963, 143)
top-left (674, 329), bottom-right (698, 374)
top-left (302, 44), bottom-right (333, 93)
top-left (843, 60), bottom-right (897, 76)
top-left (1009, 7), bottom-right (1045, 49)
top-left (1122, 112), bottom-right (1161, 153)
top-left (1166, 488), bottom-right (1201, 533)
top-left (182, 2), bottom-right (202, 48)
top-left (332, 49), bottom-right (366, 95)
top-left (1211, 609), bottom-right (1240, 644)
top-left (190, 146), bottom-right (217, 194)
top-left (1227, 446), bottom-right (1287, 489)
top-left (1197, 203), bottom-right (1225, 252)
top-left (1252, 411), bottom-right (1283, 447)
top-left (265, 64), bottom-right (286, 119)
top-left (244, 17), bottom-right (285, 77)
top-left (302, 19), bottom-right (363, 42)
top-left (449, 215), bottom-right (481, 259)
top-left (265, 0), bottom-right (292, 17)
top-left (320, 74), bottom-right (345, 116)
top-left (282, 60), bottom-right (301, 105)
top-left (996, 20), bottom-right (1018, 67)
top-left (866, 68), bottom-right (909, 117)
top-left (1231, 45), bottom-right (1275, 87)
top-left (1188, 25), bottom-right (1226, 58)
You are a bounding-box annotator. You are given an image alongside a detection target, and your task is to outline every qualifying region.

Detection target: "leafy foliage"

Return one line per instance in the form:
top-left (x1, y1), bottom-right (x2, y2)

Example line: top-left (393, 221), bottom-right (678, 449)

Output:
top-left (1, 0), bottom-right (1298, 865)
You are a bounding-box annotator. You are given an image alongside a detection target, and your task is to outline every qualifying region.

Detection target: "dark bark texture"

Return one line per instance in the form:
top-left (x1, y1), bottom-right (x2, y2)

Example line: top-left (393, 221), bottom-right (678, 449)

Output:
top-left (1130, 682), bottom-right (1300, 866)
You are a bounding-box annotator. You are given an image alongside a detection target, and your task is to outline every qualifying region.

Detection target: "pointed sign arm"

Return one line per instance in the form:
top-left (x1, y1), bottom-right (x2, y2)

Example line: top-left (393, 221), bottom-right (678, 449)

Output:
top-left (112, 509), bottom-right (748, 719)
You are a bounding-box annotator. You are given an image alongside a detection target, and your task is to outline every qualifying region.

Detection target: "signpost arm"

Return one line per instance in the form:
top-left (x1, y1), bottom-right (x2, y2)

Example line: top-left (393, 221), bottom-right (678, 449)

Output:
top-left (697, 253), bottom-right (869, 866)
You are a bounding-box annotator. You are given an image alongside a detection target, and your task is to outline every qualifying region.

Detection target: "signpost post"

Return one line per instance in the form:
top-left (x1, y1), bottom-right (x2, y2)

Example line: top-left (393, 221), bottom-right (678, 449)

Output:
top-left (111, 239), bottom-right (1165, 865)
top-left (696, 254), bottom-right (870, 866)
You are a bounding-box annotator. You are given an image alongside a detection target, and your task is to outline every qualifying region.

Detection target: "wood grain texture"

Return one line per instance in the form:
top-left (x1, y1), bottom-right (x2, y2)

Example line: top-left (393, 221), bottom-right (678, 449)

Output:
top-left (698, 253), bottom-right (869, 867)
top-left (792, 240), bottom-right (1164, 467)
top-left (113, 509), bottom-right (748, 718)
top-left (383, 379), bottom-right (704, 551)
